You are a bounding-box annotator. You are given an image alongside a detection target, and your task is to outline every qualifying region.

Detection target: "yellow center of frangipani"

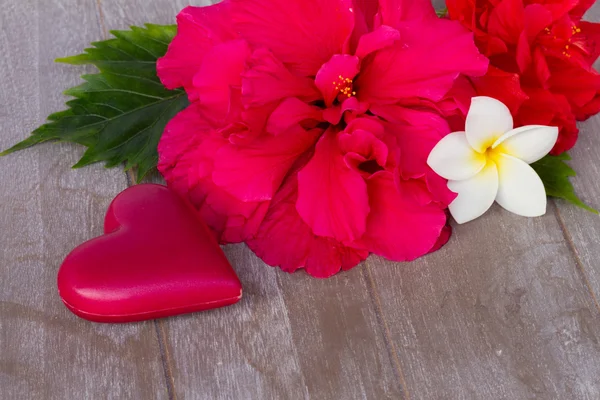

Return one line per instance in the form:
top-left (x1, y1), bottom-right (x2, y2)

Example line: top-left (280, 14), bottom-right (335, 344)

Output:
top-left (472, 134), bottom-right (508, 168)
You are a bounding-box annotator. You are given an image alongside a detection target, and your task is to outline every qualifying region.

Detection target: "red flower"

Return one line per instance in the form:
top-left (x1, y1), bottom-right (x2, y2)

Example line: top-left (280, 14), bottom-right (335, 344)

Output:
top-left (157, 0), bottom-right (487, 277)
top-left (447, 0), bottom-right (600, 153)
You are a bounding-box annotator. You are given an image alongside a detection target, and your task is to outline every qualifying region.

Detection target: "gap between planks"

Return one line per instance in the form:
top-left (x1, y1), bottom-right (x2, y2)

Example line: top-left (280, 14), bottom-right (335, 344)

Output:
top-left (551, 200), bottom-right (600, 314)
top-left (362, 263), bottom-right (411, 399)
top-left (92, 0), bottom-right (178, 398)
top-left (154, 320), bottom-right (178, 400)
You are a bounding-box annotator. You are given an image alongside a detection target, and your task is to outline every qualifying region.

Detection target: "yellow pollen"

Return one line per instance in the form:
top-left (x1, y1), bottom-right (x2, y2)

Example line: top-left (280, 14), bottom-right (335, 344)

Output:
top-left (332, 74), bottom-right (356, 99)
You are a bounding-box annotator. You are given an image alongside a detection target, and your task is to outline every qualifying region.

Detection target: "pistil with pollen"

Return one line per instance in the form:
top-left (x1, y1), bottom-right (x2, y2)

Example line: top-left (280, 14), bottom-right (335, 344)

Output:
top-left (333, 75), bottom-right (356, 99)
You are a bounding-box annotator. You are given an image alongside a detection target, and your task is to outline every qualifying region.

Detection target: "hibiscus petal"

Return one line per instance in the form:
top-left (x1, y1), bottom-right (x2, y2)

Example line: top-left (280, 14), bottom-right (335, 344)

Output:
top-left (547, 60), bottom-right (600, 114)
top-left (487, 0), bottom-right (525, 45)
top-left (516, 31), bottom-right (532, 74)
top-left (382, 117), bottom-right (449, 179)
top-left (266, 98), bottom-right (323, 135)
top-left (248, 176), bottom-right (312, 273)
top-left (241, 103), bottom-right (280, 135)
top-left (352, 0), bottom-right (380, 31)
top-left (356, 18), bottom-right (488, 105)
top-left (297, 129), bottom-right (370, 243)
top-left (157, 3), bottom-right (237, 92)
top-left (158, 105), bottom-right (268, 243)
top-left (427, 132), bottom-right (487, 181)
top-left (239, 48), bottom-right (323, 134)
top-left (428, 224), bottom-right (452, 254)
top-left (494, 153), bottom-right (547, 217)
top-left (516, 88), bottom-right (578, 154)
top-left (247, 172), bottom-right (368, 278)
top-left (190, 39), bottom-right (251, 116)
top-left (349, 0), bottom-right (375, 52)
top-left (426, 170), bottom-right (458, 207)
top-left (242, 48), bottom-right (321, 107)
top-left (447, 160), bottom-right (499, 224)
top-left (315, 55), bottom-right (360, 106)
top-left (378, 0), bottom-right (437, 28)
top-left (158, 103), bottom-right (213, 173)
top-left (579, 21), bottom-right (600, 67)
top-left (355, 26), bottom-right (401, 59)
top-left (231, 0), bottom-right (355, 76)
top-left (212, 126), bottom-right (320, 202)
top-left (439, 76), bottom-right (477, 122)
top-left (469, 66), bottom-right (529, 115)
top-left (371, 105), bottom-right (451, 134)
top-left (338, 130), bottom-right (388, 168)
top-left (523, 4), bottom-right (553, 41)
top-left (346, 116), bottom-right (386, 137)
top-left (360, 172), bottom-right (447, 262)
top-left (193, 179), bottom-right (270, 244)
top-left (322, 96), bottom-right (369, 125)
top-left (492, 125), bottom-right (559, 164)
top-left (305, 240), bottom-right (369, 277)
top-left (465, 96), bottom-right (514, 153)
top-left (570, 0), bottom-right (596, 20)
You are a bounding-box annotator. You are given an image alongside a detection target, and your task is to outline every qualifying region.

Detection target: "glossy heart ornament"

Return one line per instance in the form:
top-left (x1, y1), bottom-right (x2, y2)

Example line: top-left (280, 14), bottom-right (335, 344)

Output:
top-left (58, 184), bottom-right (242, 323)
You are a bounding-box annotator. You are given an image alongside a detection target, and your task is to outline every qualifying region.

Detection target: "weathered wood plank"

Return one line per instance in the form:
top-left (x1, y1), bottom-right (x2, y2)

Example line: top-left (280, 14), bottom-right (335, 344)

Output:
top-left (0, 1), bottom-right (167, 398)
top-left (162, 245), bottom-right (311, 400)
top-left (98, 1), bottom-right (404, 398)
top-left (551, 3), bottom-right (600, 309)
top-left (558, 119), bottom-right (600, 307)
top-left (5, 0), bottom-right (598, 399)
top-left (368, 207), bottom-right (600, 399)
top-left (157, 245), bottom-right (403, 399)
top-left (275, 269), bottom-right (403, 399)
top-left (365, 3), bottom-right (600, 399)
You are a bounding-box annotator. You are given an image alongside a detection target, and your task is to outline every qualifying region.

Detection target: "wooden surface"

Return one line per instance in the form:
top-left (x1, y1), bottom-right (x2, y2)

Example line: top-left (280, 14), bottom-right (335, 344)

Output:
top-left (1, 0), bottom-right (600, 399)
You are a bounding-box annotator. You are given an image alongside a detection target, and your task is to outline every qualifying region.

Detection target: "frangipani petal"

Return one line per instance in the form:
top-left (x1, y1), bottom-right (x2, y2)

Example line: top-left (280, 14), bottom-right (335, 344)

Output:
top-left (427, 131), bottom-right (486, 181)
top-left (466, 96), bottom-right (514, 153)
top-left (492, 125), bottom-right (559, 164)
top-left (448, 161), bottom-right (499, 224)
top-left (495, 153), bottom-right (547, 217)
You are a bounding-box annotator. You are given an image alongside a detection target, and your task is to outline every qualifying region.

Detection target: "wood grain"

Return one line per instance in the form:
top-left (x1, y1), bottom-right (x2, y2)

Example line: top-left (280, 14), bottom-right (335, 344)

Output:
top-left (369, 3), bottom-right (600, 399)
top-left (0, 1), bottom-right (167, 399)
top-left (367, 207), bottom-right (600, 399)
top-left (2, 0), bottom-right (600, 399)
top-left (550, 3), bottom-right (600, 309)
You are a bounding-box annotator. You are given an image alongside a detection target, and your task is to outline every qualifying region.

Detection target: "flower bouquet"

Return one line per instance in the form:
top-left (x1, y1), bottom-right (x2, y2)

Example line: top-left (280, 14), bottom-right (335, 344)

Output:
top-left (3, 0), bottom-right (599, 278)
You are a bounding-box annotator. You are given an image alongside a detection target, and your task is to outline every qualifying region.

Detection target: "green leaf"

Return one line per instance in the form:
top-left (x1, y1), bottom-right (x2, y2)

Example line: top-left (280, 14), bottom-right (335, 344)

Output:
top-left (531, 153), bottom-right (598, 214)
top-left (0, 24), bottom-right (188, 182)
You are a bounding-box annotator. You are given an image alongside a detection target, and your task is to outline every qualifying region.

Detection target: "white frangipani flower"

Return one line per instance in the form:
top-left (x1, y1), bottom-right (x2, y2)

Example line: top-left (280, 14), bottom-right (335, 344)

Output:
top-left (427, 96), bottom-right (559, 224)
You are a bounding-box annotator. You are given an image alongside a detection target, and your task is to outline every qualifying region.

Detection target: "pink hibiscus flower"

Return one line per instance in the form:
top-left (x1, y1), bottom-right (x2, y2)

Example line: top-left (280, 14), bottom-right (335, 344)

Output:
top-left (157, 0), bottom-right (488, 278)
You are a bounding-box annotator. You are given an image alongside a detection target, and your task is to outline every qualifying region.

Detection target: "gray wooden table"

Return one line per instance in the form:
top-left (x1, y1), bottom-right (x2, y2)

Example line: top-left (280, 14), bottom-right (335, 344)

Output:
top-left (2, 1), bottom-right (600, 399)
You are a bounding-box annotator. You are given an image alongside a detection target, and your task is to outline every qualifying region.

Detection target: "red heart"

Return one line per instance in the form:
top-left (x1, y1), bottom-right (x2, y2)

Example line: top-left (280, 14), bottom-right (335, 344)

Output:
top-left (57, 184), bottom-right (242, 323)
